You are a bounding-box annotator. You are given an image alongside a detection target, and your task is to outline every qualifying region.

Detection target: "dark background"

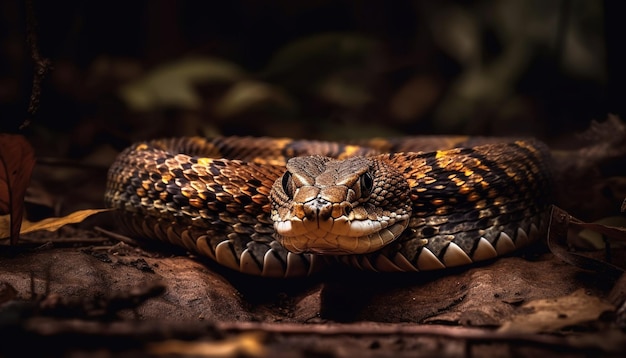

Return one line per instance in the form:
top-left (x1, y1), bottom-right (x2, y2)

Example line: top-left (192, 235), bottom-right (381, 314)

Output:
top-left (2, 3), bottom-right (626, 356)
top-left (1, 0), bottom-right (624, 156)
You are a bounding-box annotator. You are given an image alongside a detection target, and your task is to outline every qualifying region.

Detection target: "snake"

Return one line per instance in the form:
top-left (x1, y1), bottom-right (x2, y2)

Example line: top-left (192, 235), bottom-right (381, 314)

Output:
top-left (104, 136), bottom-right (552, 278)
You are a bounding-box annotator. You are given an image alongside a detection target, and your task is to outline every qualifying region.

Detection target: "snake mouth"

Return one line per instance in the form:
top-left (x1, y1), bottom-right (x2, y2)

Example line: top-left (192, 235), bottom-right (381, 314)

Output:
top-left (273, 216), bottom-right (409, 255)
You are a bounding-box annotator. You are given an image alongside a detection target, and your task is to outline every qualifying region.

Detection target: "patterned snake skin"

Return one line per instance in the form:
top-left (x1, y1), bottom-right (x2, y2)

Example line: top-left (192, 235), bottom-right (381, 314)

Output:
top-left (105, 136), bottom-right (552, 277)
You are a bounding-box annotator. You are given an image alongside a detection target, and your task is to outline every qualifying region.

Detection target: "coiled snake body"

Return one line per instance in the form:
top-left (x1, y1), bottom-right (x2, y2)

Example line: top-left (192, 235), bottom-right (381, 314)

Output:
top-left (105, 136), bottom-right (551, 277)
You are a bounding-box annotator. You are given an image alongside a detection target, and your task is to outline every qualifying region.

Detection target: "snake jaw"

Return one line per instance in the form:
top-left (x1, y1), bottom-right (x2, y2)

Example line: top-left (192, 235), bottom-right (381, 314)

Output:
top-left (273, 216), bottom-right (410, 254)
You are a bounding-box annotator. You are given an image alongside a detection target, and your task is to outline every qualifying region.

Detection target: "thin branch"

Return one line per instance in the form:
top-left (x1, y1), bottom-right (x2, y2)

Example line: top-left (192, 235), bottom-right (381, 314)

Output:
top-left (24, 0), bottom-right (52, 127)
top-left (16, 319), bottom-right (621, 354)
top-left (215, 321), bottom-right (623, 352)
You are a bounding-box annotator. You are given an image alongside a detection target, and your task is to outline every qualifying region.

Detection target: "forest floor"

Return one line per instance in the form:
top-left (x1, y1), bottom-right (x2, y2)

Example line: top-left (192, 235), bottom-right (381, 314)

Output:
top-left (2, 119), bottom-right (626, 357)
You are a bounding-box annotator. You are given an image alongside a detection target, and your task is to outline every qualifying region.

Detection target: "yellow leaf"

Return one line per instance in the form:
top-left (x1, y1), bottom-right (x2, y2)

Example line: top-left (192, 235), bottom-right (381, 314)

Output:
top-left (0, 208), bottom-right (111, 239)
top-left (147, 333), bottom-right (265, 357)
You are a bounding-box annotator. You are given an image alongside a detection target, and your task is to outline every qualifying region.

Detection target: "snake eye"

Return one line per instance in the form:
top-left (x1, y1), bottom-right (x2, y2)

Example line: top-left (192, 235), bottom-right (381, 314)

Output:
top-left (281, 171), bottom-right (295, 198)
top-left (359, 172), bottom-right (374, 196)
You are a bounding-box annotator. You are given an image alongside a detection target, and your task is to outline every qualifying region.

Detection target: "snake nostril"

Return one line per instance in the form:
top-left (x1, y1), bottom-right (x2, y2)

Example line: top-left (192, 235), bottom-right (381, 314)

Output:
top-left (343, 205), bottom-right (352, 216)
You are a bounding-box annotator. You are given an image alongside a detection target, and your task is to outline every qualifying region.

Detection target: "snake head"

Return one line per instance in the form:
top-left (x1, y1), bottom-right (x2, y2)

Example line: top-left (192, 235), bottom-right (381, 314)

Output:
top-left (270, 155), bottom-right (412, 255)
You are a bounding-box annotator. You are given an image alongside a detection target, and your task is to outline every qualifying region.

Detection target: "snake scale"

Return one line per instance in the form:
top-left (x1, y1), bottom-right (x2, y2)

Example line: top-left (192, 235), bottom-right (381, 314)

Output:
top-left (105, 136), bottom-right (552, 278)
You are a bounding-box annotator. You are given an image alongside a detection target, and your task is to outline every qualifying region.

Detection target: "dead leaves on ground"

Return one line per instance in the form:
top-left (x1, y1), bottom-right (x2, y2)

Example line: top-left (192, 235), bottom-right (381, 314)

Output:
top-left (147, 333), bottom-right (266, 357)
top-left (0, 133), bottom-right (106, 243)
top-left (0, 208), bottom-right (110, 240)
top-left (499, 288), bottom-right (615, 333)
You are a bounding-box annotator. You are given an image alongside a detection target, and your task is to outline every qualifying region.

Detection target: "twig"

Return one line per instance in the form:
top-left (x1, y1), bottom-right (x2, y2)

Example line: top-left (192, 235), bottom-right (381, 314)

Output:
top-left (24, 0), bottom-right (52, 127)
top-left (5, 319), bottom-right (623, 355)
top-left (214, 321), bottom-right (623, 352)
top-left (94, 226), bottom-right (145, 247)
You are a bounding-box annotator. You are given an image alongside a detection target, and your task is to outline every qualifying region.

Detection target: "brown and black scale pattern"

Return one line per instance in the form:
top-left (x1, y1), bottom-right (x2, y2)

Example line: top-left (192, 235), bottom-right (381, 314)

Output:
top-left (342, 140), bottom-right (551, 271)
top-left (105, 136), bottom-right (552, 277)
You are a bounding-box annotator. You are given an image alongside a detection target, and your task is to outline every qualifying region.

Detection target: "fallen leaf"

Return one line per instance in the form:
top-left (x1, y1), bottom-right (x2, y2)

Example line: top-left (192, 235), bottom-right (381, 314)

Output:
top-left (0, 208), bottom-right (110, 239)
top-left (498, 289), bottom-right (614, 334)
top-left (147, 333), bottom-right (265, 357)
top-left (0, 133), bottom-right (35, 244)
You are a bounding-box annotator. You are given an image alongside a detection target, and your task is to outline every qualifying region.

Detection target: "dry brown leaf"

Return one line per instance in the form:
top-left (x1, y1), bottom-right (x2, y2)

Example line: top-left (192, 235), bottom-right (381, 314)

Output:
top-left (498, 289), bottom-right (614, 334)
top-left (577, 216), bottom-right (626, 249)
top-left (0, 208), bottom-right (110, 239)
top-left (0, 133), bottom-right (35, 245)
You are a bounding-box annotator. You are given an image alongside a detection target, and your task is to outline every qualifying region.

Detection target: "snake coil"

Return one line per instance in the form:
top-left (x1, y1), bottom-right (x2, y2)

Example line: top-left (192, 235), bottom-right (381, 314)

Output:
top-left (105, 136), bottom-right (551, 277)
